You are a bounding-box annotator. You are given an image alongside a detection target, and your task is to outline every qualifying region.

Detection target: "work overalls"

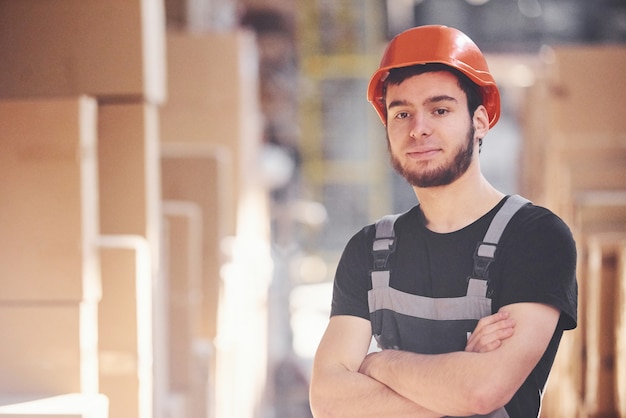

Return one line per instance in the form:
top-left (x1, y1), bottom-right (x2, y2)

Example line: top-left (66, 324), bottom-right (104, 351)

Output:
top-left (368, 195), bottom-right (530, 418)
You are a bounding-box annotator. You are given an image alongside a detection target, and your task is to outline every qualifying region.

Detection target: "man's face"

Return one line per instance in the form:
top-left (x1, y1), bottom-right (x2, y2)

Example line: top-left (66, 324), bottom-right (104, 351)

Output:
top-left (385, 71), bottom-right (478, 188)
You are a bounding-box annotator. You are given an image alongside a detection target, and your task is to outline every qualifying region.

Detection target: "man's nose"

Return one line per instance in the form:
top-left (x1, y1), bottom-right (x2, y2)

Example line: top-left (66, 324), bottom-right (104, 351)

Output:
top-left (409, 113), bottom-right (430, 138)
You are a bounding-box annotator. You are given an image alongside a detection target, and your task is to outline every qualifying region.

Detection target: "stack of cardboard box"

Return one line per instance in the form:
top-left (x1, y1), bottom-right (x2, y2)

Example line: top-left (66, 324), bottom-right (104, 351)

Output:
top-left (520, 45), bottom-right (626, 418)
top-left (160, 29), bottom-right (269, 418)
top-left (0, 2), bottom-right (269, 418)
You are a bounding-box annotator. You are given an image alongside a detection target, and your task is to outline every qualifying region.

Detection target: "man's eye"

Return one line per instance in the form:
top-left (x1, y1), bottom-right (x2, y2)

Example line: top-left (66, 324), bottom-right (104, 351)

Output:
top-left (395, 111), bottom-right (409, 119)
top-left (434, 108), bottom-right (449, 116)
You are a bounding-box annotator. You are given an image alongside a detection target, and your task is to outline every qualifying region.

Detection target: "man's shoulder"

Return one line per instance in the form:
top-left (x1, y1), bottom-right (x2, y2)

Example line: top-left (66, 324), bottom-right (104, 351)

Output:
top-left (509, 200), bottom-right (573, 236)
top-left (378, 205), bottom-right (422, 230)
top-left (502, 198), bottom-right (576, 254)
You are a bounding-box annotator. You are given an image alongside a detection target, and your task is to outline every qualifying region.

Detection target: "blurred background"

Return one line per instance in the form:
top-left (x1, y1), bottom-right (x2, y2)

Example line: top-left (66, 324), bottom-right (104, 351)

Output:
top-left (0, 0), bottom-right (625, 417)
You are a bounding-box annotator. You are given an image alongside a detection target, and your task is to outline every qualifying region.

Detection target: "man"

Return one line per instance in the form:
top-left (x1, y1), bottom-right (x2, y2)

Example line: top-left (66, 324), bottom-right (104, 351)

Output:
top-left (309, 25), bottom-right (577, 418)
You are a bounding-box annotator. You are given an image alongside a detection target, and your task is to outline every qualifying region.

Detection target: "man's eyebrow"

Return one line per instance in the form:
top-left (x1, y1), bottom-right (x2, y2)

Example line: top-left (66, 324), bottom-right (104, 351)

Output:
top-left (387, 99), bottom-right (410, 109)
top-left (387, 95), bottom-right (458, 110)
top-left (425, 95), bottom-right (458, 105)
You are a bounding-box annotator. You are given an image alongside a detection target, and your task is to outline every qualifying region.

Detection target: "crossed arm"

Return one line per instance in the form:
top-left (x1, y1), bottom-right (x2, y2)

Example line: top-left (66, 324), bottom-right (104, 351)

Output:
top-left (309, 302), bottom-right (560, 417)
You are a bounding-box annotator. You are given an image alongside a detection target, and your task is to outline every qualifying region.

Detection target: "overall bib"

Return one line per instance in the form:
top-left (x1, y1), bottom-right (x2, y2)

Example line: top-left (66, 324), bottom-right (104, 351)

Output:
top-left (368, 195), bottom-right (530, 418)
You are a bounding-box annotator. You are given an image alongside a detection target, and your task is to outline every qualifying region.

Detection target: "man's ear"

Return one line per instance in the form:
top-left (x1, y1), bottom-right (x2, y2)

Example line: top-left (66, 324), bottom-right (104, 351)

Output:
top-left (473, 105), bottom-right (490, 138)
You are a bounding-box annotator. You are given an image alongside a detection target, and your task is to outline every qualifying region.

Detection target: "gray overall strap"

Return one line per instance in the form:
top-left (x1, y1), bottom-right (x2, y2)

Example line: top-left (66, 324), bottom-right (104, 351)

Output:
top-left (371, 214), bottom-right (401, 288)
top-left (473, 195), bottom-right (531, 280)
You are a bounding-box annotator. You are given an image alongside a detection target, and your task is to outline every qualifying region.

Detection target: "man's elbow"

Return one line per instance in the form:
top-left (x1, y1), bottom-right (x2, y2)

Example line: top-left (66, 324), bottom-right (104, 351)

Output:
top-left (309, 383), bottom-right (333, 418)
top-left (466, 383), bottom-right (514, 415)
top-left (309, 402), bottom-right (332, 418)
top-left (308, 397), bottom-right (327, 418)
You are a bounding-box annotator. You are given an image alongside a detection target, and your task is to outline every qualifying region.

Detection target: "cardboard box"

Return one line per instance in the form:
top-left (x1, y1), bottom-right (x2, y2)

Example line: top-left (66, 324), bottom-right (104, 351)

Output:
top-left (161, 146), bottom-right (230, 340)
top-left (0, 97), bottom-right (100, 302)
top-left (0, 393), bottom-right (108, 418)
top-left (0, 0), bottom-right (166, 103)
top-left (519, 46), bottom-right (626, 205)
top-left (98, 245), bottom-right (152, 418)
top-left (159, 30), bottom-right (263, 210)
top-left (0, 302), bottom-right (99, 395)
top-left (97, 102), bottom-right (162, 418)
top-left (97, 102), bottom-right (161, 265)
top-left (162, 205), bottom-right (203, 392)
top-left (617, 242), bottom-right (626, 417)
top-left (547, 45), bottom-right (626, 133)
top-left (584, 233), bottom-right (624, 416)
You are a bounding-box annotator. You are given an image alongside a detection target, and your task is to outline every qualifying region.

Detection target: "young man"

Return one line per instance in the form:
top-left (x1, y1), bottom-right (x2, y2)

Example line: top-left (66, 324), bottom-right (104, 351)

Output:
top-left (309, 25), bottom-right (577, 418)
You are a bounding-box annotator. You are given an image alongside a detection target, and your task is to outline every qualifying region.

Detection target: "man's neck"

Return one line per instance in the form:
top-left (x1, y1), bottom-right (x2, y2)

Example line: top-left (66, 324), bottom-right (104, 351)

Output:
top-left (413, 174), bottom-right (504, 233)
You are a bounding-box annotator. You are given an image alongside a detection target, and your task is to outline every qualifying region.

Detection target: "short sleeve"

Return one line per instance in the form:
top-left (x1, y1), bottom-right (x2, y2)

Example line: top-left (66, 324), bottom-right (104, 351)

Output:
top-left (494, 206), bottom-right (578, 330)
top-left (330, 225), bottom-right (376, 320)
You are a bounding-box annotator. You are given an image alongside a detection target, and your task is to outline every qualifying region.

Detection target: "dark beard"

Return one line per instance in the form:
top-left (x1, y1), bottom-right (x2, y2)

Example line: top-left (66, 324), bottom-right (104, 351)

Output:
top-left (389, 126), bottom-right (476, 188)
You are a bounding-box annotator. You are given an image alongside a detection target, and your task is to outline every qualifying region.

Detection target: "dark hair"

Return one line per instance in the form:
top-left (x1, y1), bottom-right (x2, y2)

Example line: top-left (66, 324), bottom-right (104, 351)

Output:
top-left (382, 63), bottom-right (483, 121)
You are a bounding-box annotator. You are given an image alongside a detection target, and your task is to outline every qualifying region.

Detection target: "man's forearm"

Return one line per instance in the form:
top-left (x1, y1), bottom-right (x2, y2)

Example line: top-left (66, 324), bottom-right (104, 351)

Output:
top-left (359, 303), bottom-right (559, 416)
top-left (360, 349), bottom-right (485, 416)
top-left (310, 365), bottom-right (441, 418)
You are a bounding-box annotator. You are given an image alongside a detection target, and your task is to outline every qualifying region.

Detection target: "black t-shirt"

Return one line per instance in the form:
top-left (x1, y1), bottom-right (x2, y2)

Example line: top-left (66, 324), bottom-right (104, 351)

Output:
top-left (330, 196), bottom-right (578, 417)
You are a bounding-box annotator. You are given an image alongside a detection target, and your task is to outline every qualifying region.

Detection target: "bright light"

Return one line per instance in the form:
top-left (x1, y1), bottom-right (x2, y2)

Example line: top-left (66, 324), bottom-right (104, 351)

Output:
top-left (292, 254), bottom-right (328, 284)
top-left (518, 0), bottom-right (542, 18)
top-left (510, 64), bottom-right (536, 88)
top-left (466, 0), bottom-right (490, 6)
top-left (214, 189), bottom-right (272, 418)
top-left (291, 200), bottom-right (328, 227)
top-left (290, 282), bottom-right (333, 359)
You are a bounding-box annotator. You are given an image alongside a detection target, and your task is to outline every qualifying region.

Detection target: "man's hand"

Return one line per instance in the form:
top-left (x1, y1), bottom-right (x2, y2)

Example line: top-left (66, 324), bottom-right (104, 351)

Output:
top-left (360, 310), bottom-right (516, 374)
top-left (465, 310), bottom-right (515, 353)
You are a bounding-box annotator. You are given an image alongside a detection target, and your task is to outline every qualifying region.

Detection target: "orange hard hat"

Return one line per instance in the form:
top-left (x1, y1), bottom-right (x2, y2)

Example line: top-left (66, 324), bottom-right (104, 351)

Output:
top-left (367, 25), bottom-right (501, 128)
